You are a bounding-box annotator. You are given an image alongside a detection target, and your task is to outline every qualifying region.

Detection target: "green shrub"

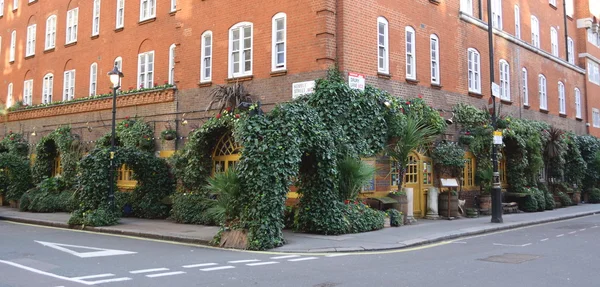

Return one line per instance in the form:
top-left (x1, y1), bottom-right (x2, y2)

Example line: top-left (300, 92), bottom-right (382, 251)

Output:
top-left (558, 191), bottom-right (572, 206)
top-left (545, 193), bottom-right (555, 210)
top-left (19, 177), bottom-right (76, 213)
top-left (68, 207), bottom-right (120, 227)
top-left (204, 168), bottom-right (242, 225)
top-left (534, 188), bottom-right (546, 212)
top-left (283, 206), bottom-right (299, 230)
top-left (170, 192), bottom-right (215, 225)
top-left (337, 156), bottom-right (376, 200)
top-left (588, 188), bottom-right (600, 204)
top-left (386, 209), bottom-right (403, 227)
top-left (340, 202), bottom-right (385, 233)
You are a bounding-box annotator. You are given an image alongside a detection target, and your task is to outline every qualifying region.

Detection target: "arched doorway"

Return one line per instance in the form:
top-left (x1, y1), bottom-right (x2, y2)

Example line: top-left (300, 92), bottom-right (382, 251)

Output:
top-left (390, 151), bottom-right (434, 218)
top-left (212, 132), bottom-right (241, 174)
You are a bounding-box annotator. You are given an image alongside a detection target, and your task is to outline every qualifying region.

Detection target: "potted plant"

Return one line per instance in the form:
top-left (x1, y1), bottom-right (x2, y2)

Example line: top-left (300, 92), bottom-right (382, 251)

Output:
top-left (161, 122), bottom-right (177, 141)
top-left (431, 141), bottom-right (464, 218)
top-left (387, 116), bottom-right (437, 223)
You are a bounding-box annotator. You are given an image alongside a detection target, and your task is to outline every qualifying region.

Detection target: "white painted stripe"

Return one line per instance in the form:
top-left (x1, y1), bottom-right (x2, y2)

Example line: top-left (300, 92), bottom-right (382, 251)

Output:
top-left (270, 255), bottom-right (300, 259)
top-left (522, 243), bottom-right (532, 247)
top-left (200, 266), bottom-right (235, 272)
top-left (246, 261), bottom-right (279, 266)
top-left (182, 263), bottom-right (218, 268)
top-left (288, 257), bottom-right (318, 262)
top-left (592, 226), bottom-right (599, 229)
top-left (541, 238), bottom-right (549, 242)
top-left (72, 273), bottom-right (114, 280)
top-left (227, 259), bottom-right (259, 263)
top-left (557, 234), bottom-right (565, 237)
top-left (450, 241), bottom-right (468, 244)
top-left (580, 228), bottom-right (587, 231)
top-left (569, 231), bottom-right (577, 234)
top-left (325, 254), bottom-right (351, 257)
top-left (86, 277), bottom-right (132, 285)
top-left (0, 259), bottom-right (90, 285)
top-left (146, 271), bottom-right (186, 278)
top-left (129, 268), bottom-right (169, 274)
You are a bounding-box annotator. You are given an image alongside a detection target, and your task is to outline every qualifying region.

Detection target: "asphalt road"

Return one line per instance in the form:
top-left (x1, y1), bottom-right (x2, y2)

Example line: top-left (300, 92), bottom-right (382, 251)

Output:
top-left (1, 214), bottom-right (599, 287)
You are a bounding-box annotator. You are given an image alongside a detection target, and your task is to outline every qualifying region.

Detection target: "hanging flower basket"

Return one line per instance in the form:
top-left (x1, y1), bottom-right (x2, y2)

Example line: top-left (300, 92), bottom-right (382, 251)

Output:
top-left (161, 129), bottom-right (177, 141)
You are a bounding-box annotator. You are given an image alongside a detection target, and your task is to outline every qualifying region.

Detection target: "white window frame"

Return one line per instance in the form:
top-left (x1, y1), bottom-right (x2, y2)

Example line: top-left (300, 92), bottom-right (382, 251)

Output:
top-left (531, 16), bottom-right (540, 48)
top-left (558, 81), bottom-right (566, 115)
top-left (23, 79), bottom-right (33, 105)
top-left (89, 63), bottom-right (98, 96)
top-left (593, 108), bottom-right (600, 128)
top-left (139, 0), bottom-right (156, 22)
top-left (588, 60), bottom-right (600, 85)
top-left (170, 0), bottom-right (176, 12)
top-left (168, 44), bottom-right (176, 85)
top-left (12, 0), bottom-right (16, 11)
top-left (514, 5), bottom-right (520, 39)
top-left (42, 73), bottom-right (53, 104)
top-left (567, 37), bottom-right (574, 64)
top-left (26, 24), bottom-right (36, 57)
top-left (228, 22), bottom-right (253, 78)
top-left (566, 0), bottom-right (574, 17)
top-left (492, 0), bottom-right (502, 30)
top-left (460, 0), bottom-right (473, 16)
top-left (92, 0), bottom-right (101, 36)
top-left (63, 70), bottom-right (75, 101)
top-left (0, 0), bottom-right (4, 17)
top-left (116, 0), bottom-right (125, 29)
top-left (549, 0), bottom-right (557, 7)
top-left (137, 51), bottom-right (154, 88)
top-left (430, 34), bottom-right (440, 85)
top-left (468, 48), bottom-right (481, 93)
top-left (200, 31), bottom-right (212, 83)
top-left (66, 8), bottom-right (79, 44)
top-left (551, 27), bottom-right (558, 57)
top-left (377, 17), bottom-right (389, 74)
top-left (522, 68), bottom-right (529, 106)
top-left (272, 13), bottom-right (287, 72)
top-left (45, 15), bottom-right (57, 50)
top-left (539, 74), bottom-right (547, 110)
top-left (499, 60), bottom-right (510, 101)
top-left (575, 88), bottom-right (582, 119)
top-left (6, 83), bottom-right (13, 108)
top-left (405, 26), bottom-right (416, 80)
top-left (9, 30), bottom-right (16, 62)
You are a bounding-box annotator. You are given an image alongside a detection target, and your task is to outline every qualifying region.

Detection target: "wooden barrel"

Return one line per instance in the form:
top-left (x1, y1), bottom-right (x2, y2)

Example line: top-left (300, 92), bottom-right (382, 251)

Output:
top-left (438, 193), bottom-right (459, 217)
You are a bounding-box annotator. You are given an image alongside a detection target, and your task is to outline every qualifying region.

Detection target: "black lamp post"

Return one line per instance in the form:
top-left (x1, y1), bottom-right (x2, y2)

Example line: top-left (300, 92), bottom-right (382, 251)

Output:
top-left (107, 65), bottom-right (124, 210)
top-left (487, 0), bottom-right (502, 223)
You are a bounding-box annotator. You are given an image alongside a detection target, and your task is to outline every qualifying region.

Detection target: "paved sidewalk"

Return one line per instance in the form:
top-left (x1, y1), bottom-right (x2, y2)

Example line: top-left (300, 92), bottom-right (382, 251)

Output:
top-left (1, 204), bottom-right (599, 253)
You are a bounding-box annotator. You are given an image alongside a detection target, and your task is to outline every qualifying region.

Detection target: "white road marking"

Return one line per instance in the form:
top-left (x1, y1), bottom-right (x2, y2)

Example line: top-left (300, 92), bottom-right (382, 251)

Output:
top-left (592, 226), bottom-right (599, 229)
top-left (35, 241), bottom-right (137, 258)
top-left (146, 271), bottom-right (186, 278)
top-left (493, 243), bottom-right (532, 247)
top-left (85, 277), bottom-right (132, 285)
top-left (0, 259), bottom-right (89, 285)
top-left (228, 259), bottom-right (260, 263)
top-left (325, 254), bottom-right (351, 257)
top-left (288, 257), bottom-right (318, 262)
top-left (580, 228), bottom-right (587, 231)
top-left (557, 234), bottom-right (565, 237)
top-left (200, 266), bottom-right (235, 272)
top-left (129, 268), bottom-right (169, 274)
top-left (541, 238), bottom-right (549, 242)
top-left (182, 263), bottom-right (218, 268)
top-left (246, 261), bottom-right (279, 266)
top-left (568, 231), bottom-right (577, 235)
top-left (270, 255), bottom-right (300, 259)
top-left (71, 274), bottom-right (115, 280)
top-left (450, 241), bottom-right (467, 244)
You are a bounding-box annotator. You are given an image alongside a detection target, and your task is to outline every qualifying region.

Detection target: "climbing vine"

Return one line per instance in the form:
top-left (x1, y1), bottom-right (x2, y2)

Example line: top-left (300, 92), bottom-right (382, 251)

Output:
top-left (0, 153), bottom-right (33, 201)
top-left (0, 131), bottom-right (29, 158)
top-left (96, 117), bottom-right (155, 152)
top-left (31, 126), bottom-right (82, 185)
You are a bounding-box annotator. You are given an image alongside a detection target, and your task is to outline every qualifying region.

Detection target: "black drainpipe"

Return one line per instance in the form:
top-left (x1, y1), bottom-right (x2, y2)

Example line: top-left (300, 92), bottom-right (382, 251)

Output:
top-left (563, 0), bottom-right (569, 62)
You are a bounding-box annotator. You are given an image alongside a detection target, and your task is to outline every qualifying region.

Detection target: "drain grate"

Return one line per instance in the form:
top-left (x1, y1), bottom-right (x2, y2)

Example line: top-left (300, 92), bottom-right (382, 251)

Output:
top-left (479, 253), bottom-right (541, 264)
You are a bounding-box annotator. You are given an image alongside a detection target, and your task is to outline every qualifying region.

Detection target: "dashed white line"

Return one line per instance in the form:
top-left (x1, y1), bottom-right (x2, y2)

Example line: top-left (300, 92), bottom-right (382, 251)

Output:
top-left (541, 238), bottom-right (549, 242)
top-left (288, 257), bottom-right (318, 262)
top-left (568, 231), bottom-right (577, 235)
top-left (85, 277), bottom-right (132, 285)
top-left (71, 274), bottom-right (114, 280)
top-left (129, 268), bottom-right (169, 274)
top-left (246, 261), bottom-right (279, 266)
top-left (146, 271), bottom-right (186, 278)
top-left (592, 226), bottom-right (599, 229)
top-left (270, 255), bottom-right (300, 259)
top-left (182, 263), bottom-right (218, 268)
top-left (557, 234), bottom-right (565, 237)
top-left (200, 266), bottom-right (235, 272)
top-left (450, 241), bottom-right (468, 244)
top-left (325, 254), bottom-right (351, 257)
top-left (228, 259), bottom-right (260, 264)
top-left (580, 228), bottom-right (587, 231)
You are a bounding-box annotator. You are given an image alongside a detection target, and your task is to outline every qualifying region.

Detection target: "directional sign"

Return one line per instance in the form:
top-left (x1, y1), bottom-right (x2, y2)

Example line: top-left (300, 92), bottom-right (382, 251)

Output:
top-left (35, 241), bottom-right (137, 258)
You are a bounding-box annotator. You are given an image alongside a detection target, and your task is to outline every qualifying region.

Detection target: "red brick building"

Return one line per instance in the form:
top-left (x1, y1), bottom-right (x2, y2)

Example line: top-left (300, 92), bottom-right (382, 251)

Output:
top-left (1, 0), bottom-right (600, 145)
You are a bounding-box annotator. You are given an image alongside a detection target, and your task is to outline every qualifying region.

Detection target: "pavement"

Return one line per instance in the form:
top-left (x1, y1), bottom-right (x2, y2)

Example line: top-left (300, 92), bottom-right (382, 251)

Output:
top-left (1, 204), bottom-right (599, 253)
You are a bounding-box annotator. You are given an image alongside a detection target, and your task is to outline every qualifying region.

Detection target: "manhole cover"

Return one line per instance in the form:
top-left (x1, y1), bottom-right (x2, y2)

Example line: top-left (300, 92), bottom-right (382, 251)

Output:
top-left (479, 253), bottom-right (540, 264)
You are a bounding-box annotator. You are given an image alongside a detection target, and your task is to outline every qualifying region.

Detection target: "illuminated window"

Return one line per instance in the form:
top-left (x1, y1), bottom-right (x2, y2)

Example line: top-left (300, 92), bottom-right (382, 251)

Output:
top-left (462, 152), bottom-right (476, 189)
top-left (117, 164), bottom-right (137, 190)
top-left (52, 155), bottom-right (62, 177)
top-left (213, 133), bottom-right (241, 174)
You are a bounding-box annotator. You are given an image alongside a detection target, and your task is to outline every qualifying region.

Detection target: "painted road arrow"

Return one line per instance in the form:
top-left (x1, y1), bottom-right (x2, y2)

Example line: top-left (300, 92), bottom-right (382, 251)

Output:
top-left (35, 241), bottom-right (137, 258)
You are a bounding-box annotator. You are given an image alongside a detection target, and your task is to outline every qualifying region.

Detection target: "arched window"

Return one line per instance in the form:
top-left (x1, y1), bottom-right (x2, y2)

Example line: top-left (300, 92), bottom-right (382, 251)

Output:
top-left (43, 73), bottom-right (54, 104)
top-left (539, 74), bottom-right (547, 110)
top-left (63, 69), bottom-right (76, 101)
top-left (551, 27), bottom-right (558, 56)
top-left (405, 26), bottom-right (416, 80)
top-left (514, 5), bottom-right (520, 39)
top-left (92, 0), bottom-right (101, 36)
top-left (228, 22), bottom-right (253, 78)
top-left (377, 17), bottom-right (389, 74)
top-left (558, 81), bottom-right (566, 115)
top-left (52, 154), bottom-right (62, 177)
top-left (9, 30), bottom-right (16, 62)
top-left (23, 79), bottom-right (33, 105)
top-left (213, 133), bottom-right (241, 174)
top-left (430, 34), bottom-right (440, 84)
top-left (168, 44), bottom-right (176, 84)
top-left (575, 88), bottom-right (582, 119)
top-left (272, 13), bottom-right (287, 71)
top-left (201, 31), bottom-right (212, 83)
top-left (467, 48), bottom-right (481, 93)
top-left (89, 63), bottom-right (98, 96)
top-left (499, 59), bottom-right (510, 101)
top-left (45, 15), bottom-right (57, 50)
top-left (118, 164), bottom-right (137, 190)
top-left (531, 16), bottom-right (540, 48)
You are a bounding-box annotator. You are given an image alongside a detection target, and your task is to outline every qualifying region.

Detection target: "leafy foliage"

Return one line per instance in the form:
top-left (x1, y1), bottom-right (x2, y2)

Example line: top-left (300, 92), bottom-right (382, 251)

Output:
top-left (545, 192), bottom-right (555, 210)
top-left (340, 202), bottom-right (385, 233)
top-left (337, 157), bottom-right (376, 200)
top-left (563, 133), bottom-right (586, 188)
top-left (0, 132), bottom-right (29, 158)
top-left (205, 168), bottom-right (242, 225)
top-left (432, 141), bottom-right (465, 178)
top-left (588, 188), bottom-right (600, 204)
top-left (20, 177), bottom-right (75, 213)
top-left (387, 208), bottom-right (403, 227)
top-left (32, 126), bottom-right (82, 185)
top-left (453, 103), bottom-right (490, 130)
top-left (206, 82), bottom-right (254, 114)
top-left (574, 135), bottom-right (600, 190)
top-left (170, 191), bottom-right (216, 225)
top-left (96, 117), bottom-right (154, 152)
top-left (558, 191), bottom-right (572, 206)
top-left (0, 153), bottom-right (33, 201)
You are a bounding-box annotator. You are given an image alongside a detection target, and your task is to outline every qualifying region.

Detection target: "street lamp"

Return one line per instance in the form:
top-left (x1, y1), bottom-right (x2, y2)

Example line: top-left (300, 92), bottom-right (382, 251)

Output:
top-left (107, 65), bottom-right (124, 210)
top-left (487, 0), bottom-right (503, 223)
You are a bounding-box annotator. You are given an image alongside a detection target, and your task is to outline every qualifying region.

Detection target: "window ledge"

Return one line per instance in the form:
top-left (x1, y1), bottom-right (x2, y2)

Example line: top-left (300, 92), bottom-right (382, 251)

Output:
top-left (198, 81), bottom-right (212, 88)
top-left (115, 27), bottom-right (124, 32)
top-left (431, 83), bottom-right (443, 89)
top-left (169, 9), bottom-right (181, 16)
top-left (377, 72), bottom-right (391, 79)
top-left (271, 70), bottom-right (287, 77)
top-left (91, 35), bottom-right (99, 40)
top-left (524, 104), bottom-right (530, 109)
top-left (9, 60), bottom-right (14, 64)
top-left (576, 117), bottom-right (583, 121)
top-left (138, 17), bottom-right (157, 26)
top-left (226, 75), bottom-right (253, 83)
top-left (549, 3), bottom-right (557, 10)
top-left (468, 91), bottom-right (483, 98)
top-left (540, 109), bottom-right (549, 114)
top-left (28, 0), bottom-right (38, 5)
top-left (405, 78), bottom-right (419, 85)
top-left (559, 113), bottom-right (567, 118)
top-left (64, 42), bottom-right (77, 48)
top-left (25, 55), bottom-right (34, 60)
top-left (429, 0), bottom-right (440, 5)
top-left (500, 99), bottom-right (512, 105)
top-left (567, 15), bottom-right (573, 21)
top-left (44, 48), bottom-right (55, 54)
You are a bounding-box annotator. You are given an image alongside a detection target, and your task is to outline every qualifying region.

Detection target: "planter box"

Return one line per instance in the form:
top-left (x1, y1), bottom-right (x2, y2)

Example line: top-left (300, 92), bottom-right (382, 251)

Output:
top-left (219, 230), bottom-right (248, 249)
top-left (478, 194), bottom-right (492, 210)
top-left (570, 193), bottom-right (581, 205)
top-left (438, 194), bottom-right (459, 217)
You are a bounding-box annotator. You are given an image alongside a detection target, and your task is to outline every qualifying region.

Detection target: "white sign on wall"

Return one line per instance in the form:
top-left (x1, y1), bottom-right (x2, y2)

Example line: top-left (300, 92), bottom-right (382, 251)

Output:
top-left (348, 72), bottom-right (366, 91)
top-left (292, 81), bottom-right (316, 99)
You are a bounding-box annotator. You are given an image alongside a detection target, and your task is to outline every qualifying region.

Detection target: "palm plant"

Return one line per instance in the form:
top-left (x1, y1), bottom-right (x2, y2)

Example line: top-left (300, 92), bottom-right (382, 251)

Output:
top-left (387, 116), bottom-right (437, 188)
top-left (205, 168), bottom-right (241, 225)
top-left (205, 82), bottom-right (253, 114)
top-left (337, 156), bottom-right (376, 200)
